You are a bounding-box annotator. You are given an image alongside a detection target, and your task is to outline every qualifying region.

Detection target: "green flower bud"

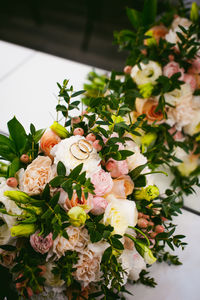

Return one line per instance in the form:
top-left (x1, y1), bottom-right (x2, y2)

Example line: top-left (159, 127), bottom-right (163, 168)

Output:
top-left (190, 2), bottom-right (199, 22)
top-left (50, 121), bottom-right (69, 138)
top-left (135, 185), bottom-right (159, 201)
top-left (135, 240), bottom-right (157, 264)
top-left (25, 206), bottom-right (43, 215)
top-left (4, 191), bottom-right (31, 204)
top-left (138, 83), bottom-right (154, 98)
top-left (141, 132), bottom-right (157, 152)
top-left (68, 207), bottom-right (87, 227)
top-left (10, 224), bottom-right (36, 237)
top-left (145, 30), bottom-right (157, 46)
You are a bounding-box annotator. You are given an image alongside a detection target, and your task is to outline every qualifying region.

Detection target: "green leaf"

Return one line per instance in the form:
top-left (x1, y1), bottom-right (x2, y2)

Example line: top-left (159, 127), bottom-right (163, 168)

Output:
top-left (142, 0), bottom-right (157, 26)
top-left (69, 163), bottom-right (83, 179)
top-left (50, 175), bottom-right (66, 187)
top-left (71, 90), bottom-right (85, 97)
top-left (7, 117), bottom-right (27, 154)
top-left (0, 245), bottom-right (16, 251)
top-left (34, 129), bottom-right (45, 143)
top-left (42, 184), bottom-right (51, 201)
top-left (129, 163), bottom-right (148, 180)
top-left (8, 157), bottom-right (21, 177)
top-left (126, 7), bottom-right (141, 28)
top-left (110, 237), bottom-right (124, 250)
top-left (57, 161), bottom-right (66, 176)
top-left (118, 150), bottom-right (134, 160)
top-left (101, 246), bottom-right (112, 263)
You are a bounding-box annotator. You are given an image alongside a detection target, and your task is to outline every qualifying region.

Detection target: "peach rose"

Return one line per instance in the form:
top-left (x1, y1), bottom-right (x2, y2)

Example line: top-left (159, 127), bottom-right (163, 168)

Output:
top-left (40, 129), bottom-right (61, 158)
top-left (135, 98), bottom-right (164, 124)
top-left (109, 175), bottom-right (134, 198)
top-left (146, 25), bottom-right (168, 44)
top-left (19, 156), bottom-right (55, 195)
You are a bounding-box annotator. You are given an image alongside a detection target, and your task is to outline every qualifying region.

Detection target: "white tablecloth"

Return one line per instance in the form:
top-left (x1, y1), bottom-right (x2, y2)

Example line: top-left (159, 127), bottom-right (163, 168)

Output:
top-left (0, 40), bottom-right (200, 300)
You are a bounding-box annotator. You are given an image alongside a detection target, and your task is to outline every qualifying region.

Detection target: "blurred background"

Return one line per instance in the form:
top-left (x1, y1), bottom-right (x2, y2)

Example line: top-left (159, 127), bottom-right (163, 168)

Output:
top-left (0, 0), bottom-right (199, 70)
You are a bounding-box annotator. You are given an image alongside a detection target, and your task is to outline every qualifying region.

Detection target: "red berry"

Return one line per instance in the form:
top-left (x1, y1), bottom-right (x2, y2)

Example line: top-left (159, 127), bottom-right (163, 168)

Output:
top-left (71, 117), bottom-right (81, 124)
top-left (93, 140), bottom-right (102, 151)
top-left (124, 65), bottom-right (132, 74)
top-left (6, 177), bottom-right (18, 188)
top-left (138, 212), bottom-right (144, 219)
top-left (73, 128), bottom-right (84, 136)
top-left (142, 214), bottom-right (150, 220)
top-left (148, 221), bottom-right (154, 227)
top-left (20, 154), bottom-right (29, 164)
top-left (155, 225), bottom-right (164, 233)
top-left (137, 218), bottom-right (148, 228)
top-left (86, 133), bottom-right (96, 142)
top-left (150, 232), bottom-right (157, 238)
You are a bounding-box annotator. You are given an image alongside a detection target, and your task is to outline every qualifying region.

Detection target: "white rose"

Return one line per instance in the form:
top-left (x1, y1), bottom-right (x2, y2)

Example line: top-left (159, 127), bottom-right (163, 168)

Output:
top-left (119, 249), bottom-right (146, 281)
top-left (51, 136), bottom-right (101, 177)
top-left (103, 195), bottom-right (138, 236)
top-left (131, 61), bottom-right (162, 86)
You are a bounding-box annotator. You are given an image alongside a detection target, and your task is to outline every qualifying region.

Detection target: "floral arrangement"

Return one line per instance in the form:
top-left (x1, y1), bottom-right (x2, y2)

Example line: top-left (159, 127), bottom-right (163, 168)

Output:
top-left (0, 78), bottom-right (186, 299)
top-left (82, 0), bottom-right (200, 199)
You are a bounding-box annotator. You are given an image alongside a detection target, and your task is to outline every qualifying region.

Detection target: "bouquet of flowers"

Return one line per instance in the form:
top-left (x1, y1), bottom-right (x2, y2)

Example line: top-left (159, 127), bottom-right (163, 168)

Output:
top-left (0, 79), bottom-right (186, 299)
top-left (82, 0), bottom-right (200, 199)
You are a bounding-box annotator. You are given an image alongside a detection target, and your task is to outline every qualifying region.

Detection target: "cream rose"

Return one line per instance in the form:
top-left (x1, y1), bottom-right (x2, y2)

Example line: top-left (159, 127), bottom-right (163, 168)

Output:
top-left (18, 156), bottom-right (55, 195)
top-left (103, 195), bottom-right (138, 235)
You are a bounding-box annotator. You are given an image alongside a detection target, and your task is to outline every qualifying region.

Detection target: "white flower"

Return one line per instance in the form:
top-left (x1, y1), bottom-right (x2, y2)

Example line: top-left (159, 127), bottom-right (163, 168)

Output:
top-left (88, 241), bottom-right (110, 256)
top-left (43, 262), bottom-right (65, 287)
top-left (165, 29), bottom-right (177, 44)
top-left (131, 61), bottom-right (162, 86)
top-left (171, 17), bottom-right (192, 31)
top-left (51, 136), bottom-right (101, 177)
top-left (164, 83), bottom-right (193, 107)
top-left (119, 249), bottom-right (146, 281)
top-left (103, 195), bottom-right (138, 235)
top-left (183, 110), bottom-right (200, 135)
top-left (172, 147), bottom-right (189, 167)
top-left (167, 101), bottom-right (194, 130)
top-left (125, 140), bottom-right (147, 170)
top-left (73, 249), bottom-right (101, 287)
top-left (178, 155), bottom-right (199, 177)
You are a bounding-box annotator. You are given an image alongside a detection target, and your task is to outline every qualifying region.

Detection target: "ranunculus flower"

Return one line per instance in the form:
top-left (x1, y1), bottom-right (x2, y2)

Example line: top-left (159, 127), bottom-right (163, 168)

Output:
top-left (163, 61), bottom-right (184, 79)
top-left (135, 98), bottom-right (164, 124)
top-left (91, 169), bottom-right (113, 196)
top-left (90, 196), bottom-right (108, 215)
top-left (110, 175), bottom-right (134, 198)
top-left (40, 129), bottom-right (61, 158)
top-left (105, 158), bottom-right (128, 178)
top-left (30, 231), bottom-right (53, 254)
top-left (131, 61), bottom-right (162, 86)
top-left (103, 195), bottom-right (138, 235)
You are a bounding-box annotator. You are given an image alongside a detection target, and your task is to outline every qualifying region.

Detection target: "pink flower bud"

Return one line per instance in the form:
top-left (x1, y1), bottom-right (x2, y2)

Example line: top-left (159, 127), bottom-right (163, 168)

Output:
top-left (71, 116), bottom-right (81, 124)
top-left (155, 225), bottom-right (164, 233)
top-left (138, 212), bottom-right (144, 219)
top-left (93, 140), bottom-right (102, 151)
top-left (124, 65), bottom-right (132, 74)
top-left (6, 177), bottom-right (18, 188)
top-left (150, 232), bottom-right (157, 238)
top-left (137, 218), bottom-right (148, 228)
top-left (86, 133), bottom-right (96, 142)
top-left (148, 221), bottom-right (154, 227)
top-left (20, 154), bottom-right (30, 164)
top-left (73, 128), bottom-right (84, 136)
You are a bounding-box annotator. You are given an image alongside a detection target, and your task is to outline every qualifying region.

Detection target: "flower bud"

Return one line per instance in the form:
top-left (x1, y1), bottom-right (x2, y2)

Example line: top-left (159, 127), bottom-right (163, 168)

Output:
top-left (4, 190), bottom-right (31, 204)
top-left (73, 128), bottom-right (84, 136)
top-left (141, 132), bottom-right (157, 152)
top-left (93, 140), bottom-right (102, 151)
top-left (25, 206), bottom-right (43, 215)
top-left (137, 218), bottom-right (148, 228)
top-left (50, 121), bottom-right (69, 138)
top-left (155, 225), bottom-right (164, 233)
top-left (144, 30), bottom-right (157, 46)
top-left (68, 206), bottom-right (87, 227)
top-left (138, 83), bottom-right (154, 98)
top-left (134, 185), bottom-right (159, 201)
top-left (6, 177), bottom-right (18, 188)
top-left (20, 154), bottom-right (30, 164)
top-left (190, 2), bottom-right (199, 23)
top-left (86, 133), bottom-right (96, 142)
top-left (135, 240), bottom-right (157, 264)
top-left (10, 224), bottom-right (36, 237)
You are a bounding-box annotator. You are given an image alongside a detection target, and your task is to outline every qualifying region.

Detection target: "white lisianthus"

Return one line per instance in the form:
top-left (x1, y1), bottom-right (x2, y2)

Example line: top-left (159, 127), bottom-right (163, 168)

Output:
top-left (171, 17), bottom-right (192, 31)
top-left (131, 61), bottom-right (162, 86)
top-left (172, 147), bottom-right (189, 167)
top-left (51, 136), bottom-right (101, 177)
top-left (178, 155), bottom-right (199, 177)
top-left (165, 29), bottom-right (178, 44)
top-left (164, 83), bottom-right (193, 107)
top-left (183, 110), bottom-right (200, 136)
top-left (125, 140), bottom-right (147, 171)
top-left (119, 249), bottom-right (146, 281)
top-left (103, 195), bottom-right (138, 235)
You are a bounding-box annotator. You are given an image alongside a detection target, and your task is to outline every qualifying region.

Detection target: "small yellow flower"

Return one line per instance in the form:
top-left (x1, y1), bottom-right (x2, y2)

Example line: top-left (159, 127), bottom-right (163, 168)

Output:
top-left (145, 30), bottom-right (157, 46)
top-left (68, 207), bottom-right (87, 227)
top-left (50, 121), bottom-right (69, 138)
top-left (135, 185), bottom-right (159, 201)
top-left (138, 83), bottom-right (154, 98)
top-left (190, 2), bottom-right (199, 22)
top-left (141, 132), bottom-right (157, 152)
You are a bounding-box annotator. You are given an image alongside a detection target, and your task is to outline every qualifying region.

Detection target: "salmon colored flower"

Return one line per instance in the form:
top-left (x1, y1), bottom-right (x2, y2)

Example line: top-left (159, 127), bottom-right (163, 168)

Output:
top-left (145, 25), bottom-right (168, 45)
top-left (58, 189), bottom-right (93, 212)
top-left (109, 175), bottom-right (134, 198)
top-left (40, 129), bottom-right (61, 158)
top-left (135, 98), bottom-right (164, 124)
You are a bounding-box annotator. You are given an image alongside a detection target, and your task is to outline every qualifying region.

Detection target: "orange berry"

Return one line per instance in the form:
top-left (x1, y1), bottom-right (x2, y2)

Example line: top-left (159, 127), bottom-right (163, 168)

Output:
top-left (93, 140), bottom-right (102, 151)
top-left (6, 177), bottom-right (18, 188)
top-left (137, 218), bottom-right (148, 228)
top-left (155, 225), bottom-right (164, 233)
top-left (73, 128), bottom-right (84, 136)
top-left (86, 133), bottom-right (96, 142)
top-left (20, 154), bottom-right (29, 164)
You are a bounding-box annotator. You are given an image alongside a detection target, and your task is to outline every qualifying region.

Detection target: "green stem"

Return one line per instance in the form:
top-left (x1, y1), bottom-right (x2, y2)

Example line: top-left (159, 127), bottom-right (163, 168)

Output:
top-left (128, 226), bottom-right (150, 247)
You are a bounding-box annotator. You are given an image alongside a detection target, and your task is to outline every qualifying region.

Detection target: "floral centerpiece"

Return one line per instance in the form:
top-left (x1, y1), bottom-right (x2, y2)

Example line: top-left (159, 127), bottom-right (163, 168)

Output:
top-left (82, 0), bottom-right (200, 199)
top-left (0, 79), bottom-right (186, 299)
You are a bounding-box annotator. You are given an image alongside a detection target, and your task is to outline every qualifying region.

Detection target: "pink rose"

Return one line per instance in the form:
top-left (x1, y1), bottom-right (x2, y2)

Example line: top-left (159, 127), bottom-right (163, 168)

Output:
top-left (188, 57), bottom-right (200, 74)
top-left (90, 196), bottom-right (108, 215)
top-left (183, 74), bottom-right (197, 91)
top-left (30, 231), bottom-right (53, 254)
top-left (105, 158), bottom-right (129, 178)
top-left (91, 169), bottom-right (113, 196)
top-left (163, 61), bottom-right (184, 79)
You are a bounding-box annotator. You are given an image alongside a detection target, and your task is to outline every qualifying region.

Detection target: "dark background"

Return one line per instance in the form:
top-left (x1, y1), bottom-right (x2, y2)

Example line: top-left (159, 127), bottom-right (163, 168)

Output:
top-left (0, 0), bottom-right (187, 70)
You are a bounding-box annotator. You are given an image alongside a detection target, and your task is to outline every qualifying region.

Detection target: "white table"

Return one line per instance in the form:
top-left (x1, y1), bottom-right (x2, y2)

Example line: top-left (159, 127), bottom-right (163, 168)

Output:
top-left (0, 41), bottom-right (200, 300)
